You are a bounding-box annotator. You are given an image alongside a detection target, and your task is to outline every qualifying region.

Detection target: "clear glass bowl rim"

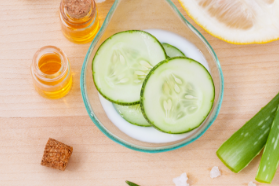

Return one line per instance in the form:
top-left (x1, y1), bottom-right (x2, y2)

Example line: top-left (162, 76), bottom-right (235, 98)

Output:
top-left (80, 0), bottom-right (224, 153)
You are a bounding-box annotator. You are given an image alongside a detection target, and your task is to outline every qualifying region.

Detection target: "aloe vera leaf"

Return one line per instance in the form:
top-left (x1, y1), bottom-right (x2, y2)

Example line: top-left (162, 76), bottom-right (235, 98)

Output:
top-left (217, 93), bottom-right (279, 173)
top-left (256, 105), bottom-right (279, 183)
top-left (126, 181), bottom-right (140, 186)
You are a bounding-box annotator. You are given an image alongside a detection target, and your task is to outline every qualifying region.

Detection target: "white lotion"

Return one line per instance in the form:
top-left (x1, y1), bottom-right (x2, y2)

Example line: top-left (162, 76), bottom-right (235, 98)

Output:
top-left (99, 29), bottom-right (210, 143)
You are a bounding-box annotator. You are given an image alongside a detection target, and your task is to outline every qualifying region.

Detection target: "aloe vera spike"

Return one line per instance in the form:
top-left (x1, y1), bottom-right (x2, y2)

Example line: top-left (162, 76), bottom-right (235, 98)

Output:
top-left (217, 93), bottom-right (279, 173)
top-left (256, 105), bottom-right (279, 183)
top-left (126, 181), bottom-right (140, 186)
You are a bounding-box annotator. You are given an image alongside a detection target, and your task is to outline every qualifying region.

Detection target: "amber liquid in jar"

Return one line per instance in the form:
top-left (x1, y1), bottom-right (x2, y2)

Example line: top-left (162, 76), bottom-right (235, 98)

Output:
top-left (59, 0), bottom-right (100, 43)
top-left (39, 53), bottom-right (62, 75)
top-left (31, 46), bottom-right (72, 99)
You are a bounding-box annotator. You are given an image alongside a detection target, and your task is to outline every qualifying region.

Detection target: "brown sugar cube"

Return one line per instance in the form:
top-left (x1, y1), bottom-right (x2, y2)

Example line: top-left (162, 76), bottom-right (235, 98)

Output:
top-left (41, 138), bottom-right (73, 171)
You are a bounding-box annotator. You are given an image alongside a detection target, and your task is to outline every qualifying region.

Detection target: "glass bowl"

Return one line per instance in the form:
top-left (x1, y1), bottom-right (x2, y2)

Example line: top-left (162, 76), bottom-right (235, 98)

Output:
top-left (80, 0), bottom-right (224, 153)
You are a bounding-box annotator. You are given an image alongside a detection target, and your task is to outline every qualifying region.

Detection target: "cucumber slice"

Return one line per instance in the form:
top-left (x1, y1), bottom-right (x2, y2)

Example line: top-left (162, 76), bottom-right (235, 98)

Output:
top-left (217, 93), bottom-right (279, 173)
top-left (162, 43), bottom-right (185, 58)
top-left (256, 105), bottom-right (279, 183)
top-left (114, 104), bottom-right (151, 127)
top-left (92, 30), bottom-right (167, 105)
top-left (140, 57), bottom-right (215, 134)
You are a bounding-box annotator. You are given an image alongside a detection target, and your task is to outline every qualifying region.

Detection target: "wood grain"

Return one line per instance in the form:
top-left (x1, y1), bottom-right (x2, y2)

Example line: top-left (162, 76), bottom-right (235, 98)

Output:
top-left (1, 0), bottom-right (279, 185)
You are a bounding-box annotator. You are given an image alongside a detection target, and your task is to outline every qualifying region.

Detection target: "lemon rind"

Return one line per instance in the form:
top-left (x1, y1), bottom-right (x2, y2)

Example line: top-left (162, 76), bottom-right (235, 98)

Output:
top-left (178, 0), bottom-right (279, 45)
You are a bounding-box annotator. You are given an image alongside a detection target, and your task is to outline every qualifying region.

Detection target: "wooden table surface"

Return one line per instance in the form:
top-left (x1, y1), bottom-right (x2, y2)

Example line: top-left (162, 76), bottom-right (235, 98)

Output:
top-left (1, 0), bottom-right (279, 185)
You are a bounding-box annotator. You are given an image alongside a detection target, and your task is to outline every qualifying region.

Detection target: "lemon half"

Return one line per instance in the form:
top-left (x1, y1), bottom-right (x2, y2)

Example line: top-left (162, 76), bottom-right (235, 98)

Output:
top-left (179, 0), bottom-right (279, 44)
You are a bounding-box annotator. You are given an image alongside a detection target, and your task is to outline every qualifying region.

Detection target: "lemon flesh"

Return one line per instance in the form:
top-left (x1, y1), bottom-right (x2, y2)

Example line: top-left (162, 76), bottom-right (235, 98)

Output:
top-left (179, 0), bottom-right (279, 44)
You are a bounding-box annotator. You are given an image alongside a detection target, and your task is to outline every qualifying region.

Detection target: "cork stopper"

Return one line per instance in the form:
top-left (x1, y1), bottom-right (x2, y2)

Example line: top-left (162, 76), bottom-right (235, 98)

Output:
top-left (63, 0), bottom-right (92, 19)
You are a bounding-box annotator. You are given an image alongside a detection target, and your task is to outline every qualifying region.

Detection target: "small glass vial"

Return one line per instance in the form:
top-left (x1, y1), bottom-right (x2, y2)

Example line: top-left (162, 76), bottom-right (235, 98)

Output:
top-left (59, 0), bottom-right (100, 43)
top-left (31, 46), bottom-right (73, 99)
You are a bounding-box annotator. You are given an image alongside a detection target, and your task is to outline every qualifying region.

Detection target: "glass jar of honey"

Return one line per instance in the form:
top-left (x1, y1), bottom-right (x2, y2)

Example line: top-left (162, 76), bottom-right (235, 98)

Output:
top-left (59, 0), bottom-right (100, 43)
top-left (31, 46), bottom-right (73, 99)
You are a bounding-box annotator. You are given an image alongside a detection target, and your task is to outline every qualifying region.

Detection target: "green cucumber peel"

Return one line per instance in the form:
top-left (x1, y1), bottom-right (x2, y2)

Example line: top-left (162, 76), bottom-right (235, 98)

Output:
top-left (113, 104), bottom-right (151, 127)
top-left (126, 181), bottom-right (140, 186)
top-left (162, 43), bottom-right (185, 58)
top-left (256, 105), bottom-right (279, 183)
top-left (217, 93), bottom-right (279, 173)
